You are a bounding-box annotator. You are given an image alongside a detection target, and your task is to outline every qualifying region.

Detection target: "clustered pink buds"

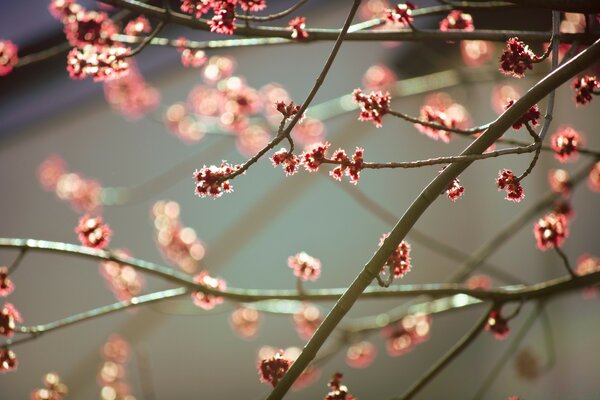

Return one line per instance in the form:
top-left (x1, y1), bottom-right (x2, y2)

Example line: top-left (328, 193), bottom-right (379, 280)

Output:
top-left (0, 303), bottom-right (22, 337)
top-left (415, 93), bottom-right (471, 143)
top-left (37, 155), bottom-right (103, 213)
top-left (152, 201), bottom-right (206, 273)
top-left (439, 10), bottom-right (474, 32)
top-left (362, 64), bottom-right (397, 92)
top-left (324, 373), bottom-right (357, 400)
top-left (99, 249), bottom-right (145, 301)
top-left (486, 307), bottom-right (510, 339)
top-left (124, 15), bottom-right (151, 36)
top-left (276, 100), bottom-right (302, 120)
top-left (548, 169), bottom-right (572, 197)
top-left (382, 313), bottom-right (431, 356)
top-left (289, 17), bottom-right (309, 41)
top-left (67, 45), bottom-right (130, 81)
top-left (287, 252), bottom-right (321, 281)
top-left (258, 350), bottom-right (292, 387)
top-left (379, 233), bottom-right (412, 279)
top-left (98, 335), bottom-right (135, 399)
top-left (191, 271), bottom-right (226, 310)
top-left (588, 162), bottom-right (600, 192)
top-left (550, 126), bottom-right (583, 163)
top-left (0, 267), bottom-right (14, 297)
top-left (353, 88), bottom-right (391, 128)
top-left (496, 169), bottom-right (524, 203)
top-left (504, 100), bottom-right (540, 129)
top-left (180, 0), bottom-right (238, 35)
top-left (63, 10), bottom-right (116, 48)
top-left (271, 149), bottom-right (300, 176)
top-left (446, 178), bottom-right (465, 201)
top-left (572, 75), bottom-right (599, 106)
top-left (499, 37), bottom-right (537, 78)
top-left (230, 306), bottom-right (261, 339)
top-left (345, 341), bottom-right (377, 369)
top-left (533, 212), bottom-right (569, 251)
top-left (293, 303), bottom-right (322, 340)
top-left (194, 161), bottom-right (240, 198)
top-left (0, 40), bottom-right (18, 77)
top-left (75, 215), bottom-right (112, 249)
top-left (329, 147), bottom-right (364, 185)
top-left (384, 2), bottom-right (416, 28)
top-left (240, 0), bottom-right (267, 12)
top-left (258, 346), bottom-right (320, 390)
top-left (31, 372), bottom-right (68, 400)
top-left (0, 347), bottom-right (17, 373)
top-left (301, 141), bottom-right (331, 172)
top-left (49, 0), bottom-right (82, 21)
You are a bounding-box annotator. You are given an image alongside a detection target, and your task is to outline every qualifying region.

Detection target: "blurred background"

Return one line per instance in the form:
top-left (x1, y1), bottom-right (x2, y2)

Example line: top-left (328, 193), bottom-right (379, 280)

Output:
top-left (0, 1), bottom-right (599, 399)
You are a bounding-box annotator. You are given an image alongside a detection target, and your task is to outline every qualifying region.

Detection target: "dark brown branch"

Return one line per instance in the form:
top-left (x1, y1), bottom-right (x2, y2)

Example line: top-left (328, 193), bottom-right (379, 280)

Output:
top-left (235, 0), bottom-right (309, 22)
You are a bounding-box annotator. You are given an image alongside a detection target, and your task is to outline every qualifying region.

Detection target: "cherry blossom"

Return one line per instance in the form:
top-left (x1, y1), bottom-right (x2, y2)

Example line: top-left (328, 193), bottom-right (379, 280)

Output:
top-left (75, 215), bottom-right (112, 249)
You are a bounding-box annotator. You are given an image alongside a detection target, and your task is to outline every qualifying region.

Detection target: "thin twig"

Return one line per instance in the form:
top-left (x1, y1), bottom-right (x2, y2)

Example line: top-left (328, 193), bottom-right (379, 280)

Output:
top-left (7, 248), bottom-right (27, 275)
top-left (235, 0), bottom-right (310, 22)
top-left (554, 246), bottom-right (576, 278)
top-left (388, 110), bottom-right (490, 135)
top-left (128, 21), bottom-right (166, 56)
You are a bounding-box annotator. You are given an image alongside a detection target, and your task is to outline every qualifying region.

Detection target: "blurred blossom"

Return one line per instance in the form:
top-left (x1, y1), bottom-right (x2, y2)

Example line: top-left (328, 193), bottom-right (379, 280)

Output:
top-left (230, 306), bottom-right (261, 339)
top-left (346, 341), bottom-right (377, 368)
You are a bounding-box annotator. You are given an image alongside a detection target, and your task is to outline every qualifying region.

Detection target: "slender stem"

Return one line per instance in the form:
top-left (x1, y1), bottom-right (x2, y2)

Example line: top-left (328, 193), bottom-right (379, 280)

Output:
top-left (554, 246), bottom-right (576, 278)
top-left (235, 0), bottom-right (310, 22)
top-left (538, 10), bottom-right (561, 142)
top-left (388, 110), bottom-right (490, 135)
top-left (128, 21), bottom-right (166, 56)
top-left (395, 305), bottom-right (494, 400)
top-left (7, 248), bottom-right (27, 275)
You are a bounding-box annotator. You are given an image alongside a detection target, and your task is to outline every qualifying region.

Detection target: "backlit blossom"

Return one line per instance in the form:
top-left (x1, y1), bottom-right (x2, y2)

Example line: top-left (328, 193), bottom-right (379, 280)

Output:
top-left (191, 271), bottom-right (226, 310)
top-left (194, 161), bottom-right (240, 199)
top-left (293, 118), bottom-right (326, 147)
top-left (496, 169), bottom-right (524, 203)
top-left (346, 341), bottom-right (377, 369)
top-left (504, 99), bottom-right (540, 129)
top-left (180, 48), bottom-right (207, 68)
top-left (0, 347), bottom-right (17, 373)
top-left (533, 212), bottom-right (569, 251)
top-left (0, 267), bottom-right (14, 297)
top-left (446, 178), bottom-right (464, 201)
top-left (288, 252), bottom-right (321, 281)
top-left (99, 249), bottom-right (145, 301)
top-left (461, 40), bottom-right (493, 67)
top-left (240, 0), bottom-right (267, 12)
top-left (353, 88), bottom-right (390, 128)
top-left (415, 93), bottom-right (470, 143)
top-left (31, 372), bottom-right (68, 400)
top-left (379, 233), bottom-right (411, 279)
top-left (466, 274), bottom-right (492, 290)
top-left (382, 313), bottom-right (431, 356)
top-left (293, 303), bottom-right (322, 340)
top-left (124, 16), bottom-right (151, 36)
top-left (499, 37), bottom-right (537, 78)
top-left (576, 255), bottom-right (600, 298)
top-left (76, 215), bottom-right (112, 249)
top-left (63, 10), bottom-right (117, 48)
top-left (362, 64), bottom-right (397, 91)
top-left (301, 142), bottom-right (331, 172)
top-left (67, 45), bottom-right (130, 82)
top-left (271, 149), bottom-right (300, 176)
top-left (572, 75), bottom-right (599, 106)
top-left (210, 2), bottom-right (236, 35)
top-left (439, 10), bottom-right (473, 31)
top-left (230, 306), bottom-right (261, 339)
top-left (49, 0), bottom-right (82, 21)
top-left (289, 17), bottom-right (308, 41)
top-left (324, 373), bottom-right (357, 400)
top-left (550, 126), bottom-right (583, 163)
top-left (329, 147), bottom-right (364, 185)
top-left (180, 0), bottom-right (212, 18)
top-left (548, 169), bottom-right (572, 197)
top-left (486, 307), bottom-right (509, 339)
top-left (384, 3), bottom-right (415, 28)
top-left (588, 162), bottom-right (600, 192)
top-left (491, 84), bottom-right (521, 114)
top-left (258, 350), bottom-right (292, 387)
top-left (0, 303), bottom-right (22, 337)
top-left (276, 100), bottom-right (302, 120)
top-left (0, 40), bottom-right (18, 77)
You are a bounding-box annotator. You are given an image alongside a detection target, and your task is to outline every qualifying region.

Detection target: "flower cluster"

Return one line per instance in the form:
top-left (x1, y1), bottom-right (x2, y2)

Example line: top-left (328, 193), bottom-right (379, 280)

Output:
top-left (548, 169), bottom-right (572, 197)
top-left (31, 372), bottom-right (68, 400)
top-left (276, 100), bottom-right (302, 120)
top-left (576, 255), bottom-right (600, 298)
top-left (588, 162), bottom-right (600, 193)
top-left (37, 155), bottom-right (103, 212)
top-left (62, 10), bottom-right (117, 48)
top-left (362, 64), bottom-right (397, 91)
top-left (329, 147), bottom-right (365, 185)
top-left (49, 0), bottom-right (82, 21)
top-left (496, 169), bottom-right (524, 203)
top-left (439, 10), bottom-right (474, 32)
top-left (258, 346), bottom-right (320, 390)
top-left (98, 335), bottom-right (135, 400)
top-left (180, 0), bottom-right (254, 35)
top-left (499, 37), bottom-right (537, 78)
top-left (230, 306), bottom-right (261, 339)
top-left (0, 347), bottom-right (17, 373)
top-left (485, 307), bottom-right (510, 339)
top-left (293, 303), bottom-right (322, 340)
top-left (191, 271), bottom-right (226, 310)
top-left (67, 45), bottom-right (130, 81)
top-left (381, 313), bottom-right (431, 356)
top-left (550, 126), bottom-right (583, 163)
top-left (0, 303), bottom-right (22, 337)
top-left (99, 249), bottom-right (145, 301)
top-left (257, 349), bottom-right (292, 387)
top-left (0, 40), bottom-right (18, 77)
top-left (287, 252), bottom-right (321, 281)
top-left (460, 40), bottom-right (494, 67)
top-left (0, 267), bottom-right (14, 297)
top-left (345, 341), bottom-right (377, 369)
top-left (504, 100), bottom-right (540, 129)
top-left (324, 373), bottom-right (357, 400)
top-left (152, 200), bottom-right (206, 273)
top-left (301, 141), bottom-right (331, 172)
top-left (194, 161), bottom-right (240, 198)
top-left (572, 75), bottom-right (599, 106)
top-left (384, 2), bottom-right (416, 28)
top-left (353, 88), bottom-right (391, 128)
top-left (103, 60), bottom-right (160, 120)
top-left (446, 178), bottom-right (465, 201)
top-left (533, 212), bottom-right (569, 251)
top-left (271, 149), bottom-right (300, 176)
top-left (289, 17), bottom-right (309, 41)
top-left (123, 15), bottom-right (151, 36)
top-left (415, 93), bottom-right (471, 143)
top-left (75, 215), bottom-right (112, 249)
top-left (379, 233), bottom-right (412, 279)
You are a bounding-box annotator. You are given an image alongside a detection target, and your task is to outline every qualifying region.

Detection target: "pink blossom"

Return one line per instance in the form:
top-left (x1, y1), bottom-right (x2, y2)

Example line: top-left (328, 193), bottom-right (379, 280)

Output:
top-left (258, 350), bottom-right (291, 387)
top-left (353, 88), bottom-right (390, 128)
top-left (550, 126), bottom-right (583, 163)
top-left (496, 169), bottom-right (524, 203)
top-left (534, 212), bottom-right (569, 251)
top-left (75, 215), bottom-right (112, 249)
top-left (486, 307), bottom-right (510, 339)
top-left (0, 267), bottom-right (14, 297)
top-left (346, 341), bottom-right (377, 369)
top-left (0, 40), bottom-right (18, 77)
top-left (194, 161), bottom-right (240, 199)
top-left (289, 17), bottom-right (308, 41)
top-left (0, 347), bottom-right (17, 373)
top-left (0, 303), bottom-right (23, 337)
top-left (288, 252), bottom-right (321, 281)
top-left (379, 233), bottom-right (412, 279)
top-left (439, 10), bottom-right (474, 31)
top-left (191, 271), bottom-right (226, 310)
